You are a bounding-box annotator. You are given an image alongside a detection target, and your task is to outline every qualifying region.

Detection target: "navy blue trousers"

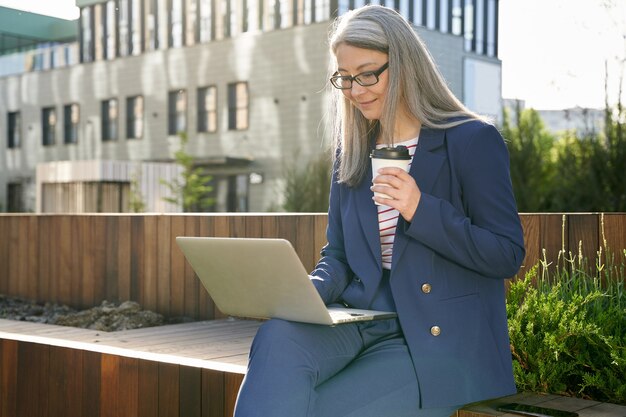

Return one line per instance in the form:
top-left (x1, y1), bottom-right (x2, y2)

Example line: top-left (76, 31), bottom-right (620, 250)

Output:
top-left (234, 272), bottom-right (460, 417)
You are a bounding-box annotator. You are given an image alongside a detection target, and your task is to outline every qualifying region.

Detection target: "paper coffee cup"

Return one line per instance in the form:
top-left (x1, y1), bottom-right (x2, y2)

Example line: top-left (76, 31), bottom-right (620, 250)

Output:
top-left (370, 146), bottom-right (411, 205)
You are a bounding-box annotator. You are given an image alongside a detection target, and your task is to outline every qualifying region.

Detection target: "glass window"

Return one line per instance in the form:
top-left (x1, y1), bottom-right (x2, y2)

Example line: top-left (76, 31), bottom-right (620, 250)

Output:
top-left (102, 99), bottom-right (119, 141)
top-left (199, 0), bottom-right (213, 41)
top-left (228, 82), bottom-right (248, 131)
top-left (144, 0), bottom-right (159, 50)
top-left (8, 112), bottom-right (21, 149)
top-left (126, 96), bottom-right (144, 139)
top-left (42, 107), bottom-right (57, 146)
top-left (451, 0), bottom-right (462, 36)
top-left (486, 0), bottom-right (496, 56)
top-left (94, 4), bottom-right (105, 60)
top-left (130, 0), bottom-right (143, 54)
top-left (475, 0), bottom-right (484, 54)
top-left (464, 0), bottom-right (474, 51)
top-left (64, 104), bottom-right (80, 144)
top-left (119, 0), bottom-right (130, 56)
top-left (81, 6), bottom-right (94, 62)
top-left (106, 0), bottom-right (117, 59)
top-left (168, 90), bottom-right (187, 135)
top-left (314, 0), bottom-right (329, 22)
top-left (197, 86), bottom-right (217, 133)
top-left (439, 0), bottom-right (448, 32)
top-left (170, 0), bottom-right (184, 47)
top-left (186, 0), bottom-right (198, 45)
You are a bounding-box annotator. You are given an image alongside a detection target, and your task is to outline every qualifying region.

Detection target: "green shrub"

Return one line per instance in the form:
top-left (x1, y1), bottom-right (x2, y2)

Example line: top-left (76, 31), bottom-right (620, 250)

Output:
top-left (507, 243), bottom-right (626, 404)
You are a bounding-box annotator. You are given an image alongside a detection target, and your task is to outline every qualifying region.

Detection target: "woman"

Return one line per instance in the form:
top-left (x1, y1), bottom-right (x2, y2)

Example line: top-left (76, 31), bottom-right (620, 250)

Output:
top-left (234, 5), bottom-right (525, 417)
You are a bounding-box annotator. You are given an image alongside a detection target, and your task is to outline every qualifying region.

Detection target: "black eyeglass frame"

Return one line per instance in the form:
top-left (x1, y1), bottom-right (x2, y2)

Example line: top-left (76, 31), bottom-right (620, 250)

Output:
top-left (330, 62), bottom-right (389, 90)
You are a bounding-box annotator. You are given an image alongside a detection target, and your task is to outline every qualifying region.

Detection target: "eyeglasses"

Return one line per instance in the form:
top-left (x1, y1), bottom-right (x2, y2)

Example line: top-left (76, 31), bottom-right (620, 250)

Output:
top-left (330, 62), bottom-right (389, 90)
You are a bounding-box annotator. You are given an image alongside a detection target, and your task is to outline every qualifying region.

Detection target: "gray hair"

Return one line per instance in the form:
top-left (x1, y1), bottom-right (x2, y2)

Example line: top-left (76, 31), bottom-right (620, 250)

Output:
top-left (328, 5), bottom-right (486, 186)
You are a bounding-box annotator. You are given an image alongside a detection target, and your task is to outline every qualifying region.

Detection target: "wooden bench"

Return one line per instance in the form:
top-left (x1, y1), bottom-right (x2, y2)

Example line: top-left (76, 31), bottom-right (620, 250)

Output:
top-left (2, 319), bottom-right (625, 417)
top-left (0, 318), bottom-right (261, 417)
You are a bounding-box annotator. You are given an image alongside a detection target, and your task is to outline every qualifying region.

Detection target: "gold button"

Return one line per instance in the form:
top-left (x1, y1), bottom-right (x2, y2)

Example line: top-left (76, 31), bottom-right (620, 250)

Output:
top-left (421, 283), bottom-right (432, 294)
top-left (430, 326), bottom-right (441, 336)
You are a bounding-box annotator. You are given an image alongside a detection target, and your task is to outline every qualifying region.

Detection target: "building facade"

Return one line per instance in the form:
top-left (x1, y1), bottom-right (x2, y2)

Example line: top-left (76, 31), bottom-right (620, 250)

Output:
top-left (0, 0), bottom-right (502, 213)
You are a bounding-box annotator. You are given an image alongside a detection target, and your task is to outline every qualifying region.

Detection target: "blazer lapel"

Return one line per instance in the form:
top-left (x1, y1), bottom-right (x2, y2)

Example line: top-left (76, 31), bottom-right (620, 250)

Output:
top-left (392, 127), bottom-right (447, 272)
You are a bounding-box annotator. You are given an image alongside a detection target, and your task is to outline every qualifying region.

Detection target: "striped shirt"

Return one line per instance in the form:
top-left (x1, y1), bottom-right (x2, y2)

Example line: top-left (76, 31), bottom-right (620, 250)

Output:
top-left (377, 136), bottom-right (419, 270)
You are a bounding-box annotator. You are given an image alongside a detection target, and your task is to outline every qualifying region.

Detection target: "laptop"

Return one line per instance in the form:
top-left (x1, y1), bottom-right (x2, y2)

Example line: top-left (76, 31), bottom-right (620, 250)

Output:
top-left (176, 237), bottom-right (397, 325)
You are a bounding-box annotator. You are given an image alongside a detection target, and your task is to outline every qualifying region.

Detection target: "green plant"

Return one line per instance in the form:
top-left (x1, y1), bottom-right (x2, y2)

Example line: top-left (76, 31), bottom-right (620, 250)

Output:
top-left (281, 151), bottom-right (332, 212)
top-left (161, 132), bottom-right (214, 212)
top-left (128, 167), bottom-right (146, 213)
top-left (507, 223), bottom-right (626, 404)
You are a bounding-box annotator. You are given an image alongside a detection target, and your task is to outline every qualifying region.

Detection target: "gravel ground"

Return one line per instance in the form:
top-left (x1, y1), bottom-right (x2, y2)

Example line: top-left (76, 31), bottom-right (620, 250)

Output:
top-left (0, 294), bottom-right (194, 332)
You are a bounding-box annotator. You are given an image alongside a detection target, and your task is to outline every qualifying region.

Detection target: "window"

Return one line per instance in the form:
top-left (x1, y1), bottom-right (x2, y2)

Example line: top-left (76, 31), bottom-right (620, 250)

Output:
top-left (102, 98), bottom-right (119, 141)
top-left (8, 112), bottom-right (21, 149)
top-left (451, 0), bottom-right (463, 36)
top-left (130, 0), bottom-right (143, 55)
top-left (197, 86), bottom-right (217, 133)
top-left (105, 0), bottom-right (117, 58)
top-left (228, 82), bottom-right (248, 131)
top-left (144, 0), bottom-right (159, 50)
top-left (170, 0), bottom-right (184, 47)
top-left (94, 4), bottom-right (105, 60)
top-left (186, 0), bottom-right (198, 45)
top-left (126, 96), bottom-right (144, 139)
top-left (42, 107), bottom-right (57, 146)
top-left (199, 0), bottom-right (213, 41)
top-left (119, 0), bottom-right (130, 56)
top-left (168, 90), bottom-right (187, 135)
top-left (64, 104), bottom-right (80, 144)
top-left (80, 6), bottom-right (94, 62)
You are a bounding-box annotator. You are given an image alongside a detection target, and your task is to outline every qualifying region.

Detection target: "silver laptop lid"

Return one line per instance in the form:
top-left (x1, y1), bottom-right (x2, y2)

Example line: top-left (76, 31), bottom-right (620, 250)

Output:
top-left (176, 237), bottom-right (335, 325)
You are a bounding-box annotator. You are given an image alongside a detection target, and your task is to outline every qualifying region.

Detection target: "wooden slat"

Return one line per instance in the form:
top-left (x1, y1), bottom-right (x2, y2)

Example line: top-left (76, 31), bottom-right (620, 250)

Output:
top-left (601, 213), bottom-right (626, 256)
top-left (17, 342), bottom-right (49, 417)
top-left (170, 216), bottom-right (186, 317)
top-left (137, 360), bottom-right (159, 417)
top-left (130, 215), bottom-right (144, 303)
top-left (100, 353), bottom-right (120, 417)
top-left (38, 216), bottom-right (52, 301)
top-left (59, 215), bottom-right (73, 304)
top-left (519, 214), bottom-right (540, 277)
top-left (143, 216), bottom-right (158, 312)
top-left (184, 216), bottom-right (201, 319)
top-left (179, 365), bottom-right (202, 417)
top-left (93, 216), bottom-right (108, 304)
top-left (197, 216), bottom-right (216, 320)
top-left (118, 356), bottom-right (139, 417)
top-left (27, 216), bottom-right (39, 300)
top-left (157, 215), bottom-right (172, 316)
top-left (539, 214), bottom-right (566, 275)
top-left (202, 369), bottom-right (225, 417)
top-left (158, 362), bottom-right (180, 417)
top-left (81, 216), bottom-right (96, 308)
top-left (0, 218), bottom-right (8, 295)
top-left (567, 213), bottom-right (599, 273)
top-left (0, 339), bottom-right (18, 417)
top-left (224, 373), bottom-right (244, 417)
top-left (82, 350), bottom-right (102, 416)
top-left (117, 216), bottom-right (132, 301)
top-left (48, 345), bottom-right (84, 417)
top-left (105, 216), bottom-right (120, 301)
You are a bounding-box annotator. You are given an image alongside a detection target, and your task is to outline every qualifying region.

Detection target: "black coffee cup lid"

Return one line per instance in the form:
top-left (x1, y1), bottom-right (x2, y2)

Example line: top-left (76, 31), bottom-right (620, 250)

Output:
top-left (370, 145), bottom-right (410, 159)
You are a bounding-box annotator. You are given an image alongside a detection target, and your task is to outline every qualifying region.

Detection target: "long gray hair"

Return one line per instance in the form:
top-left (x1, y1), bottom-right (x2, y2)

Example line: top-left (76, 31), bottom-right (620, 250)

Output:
top-left (328, 5), bottom-right (485, 187)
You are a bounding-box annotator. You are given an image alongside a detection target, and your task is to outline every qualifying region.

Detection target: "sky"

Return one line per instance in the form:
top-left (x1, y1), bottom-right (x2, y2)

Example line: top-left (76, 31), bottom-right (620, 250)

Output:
top-left (1, 0), bottom-right (625, 110)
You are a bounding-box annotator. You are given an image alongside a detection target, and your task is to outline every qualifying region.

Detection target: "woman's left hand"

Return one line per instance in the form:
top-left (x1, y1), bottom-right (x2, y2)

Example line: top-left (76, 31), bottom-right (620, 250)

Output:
top-left (371, 167), bottom-right (422, 222)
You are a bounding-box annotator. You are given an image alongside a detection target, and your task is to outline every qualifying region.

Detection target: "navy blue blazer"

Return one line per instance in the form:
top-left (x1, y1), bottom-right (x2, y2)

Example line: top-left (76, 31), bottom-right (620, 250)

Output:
top-left (311, 119), bottom-right (525, 408)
